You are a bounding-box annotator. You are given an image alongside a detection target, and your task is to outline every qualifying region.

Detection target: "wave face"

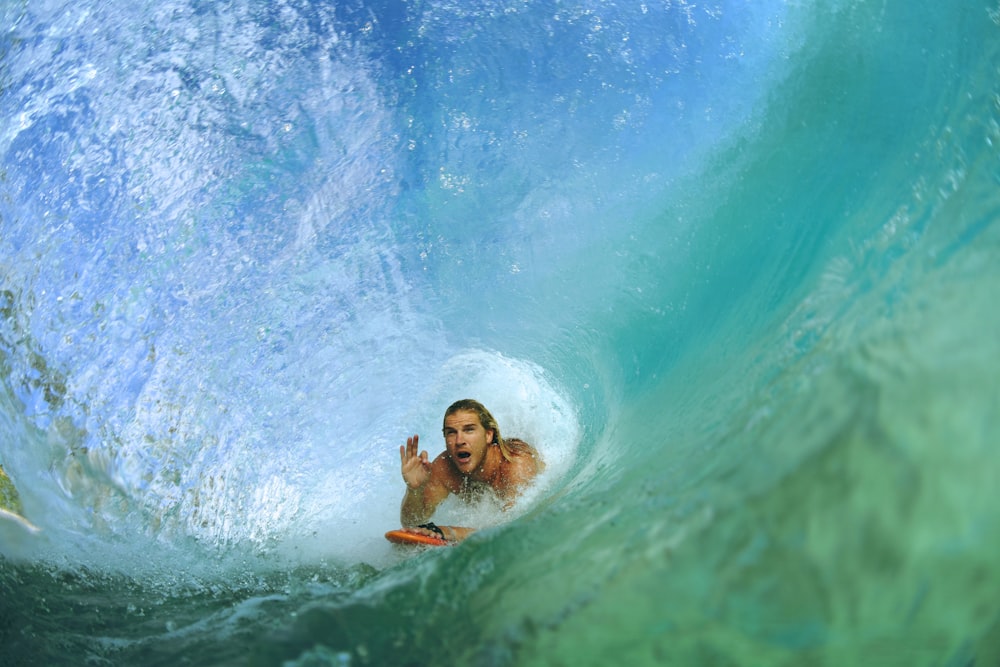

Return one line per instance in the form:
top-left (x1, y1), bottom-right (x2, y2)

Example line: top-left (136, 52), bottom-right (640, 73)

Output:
top-left (2, 0), bottom-right (999, 664)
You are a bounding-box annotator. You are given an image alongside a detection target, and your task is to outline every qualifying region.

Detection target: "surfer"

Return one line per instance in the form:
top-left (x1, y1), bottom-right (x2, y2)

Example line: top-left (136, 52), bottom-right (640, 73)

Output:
top-left (397, 399), bottom-right (543, 543)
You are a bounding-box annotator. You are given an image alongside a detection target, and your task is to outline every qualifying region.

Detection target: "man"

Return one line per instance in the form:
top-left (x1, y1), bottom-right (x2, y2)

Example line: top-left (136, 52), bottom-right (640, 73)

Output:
top-left (398, 399), bottom-right (543, 543)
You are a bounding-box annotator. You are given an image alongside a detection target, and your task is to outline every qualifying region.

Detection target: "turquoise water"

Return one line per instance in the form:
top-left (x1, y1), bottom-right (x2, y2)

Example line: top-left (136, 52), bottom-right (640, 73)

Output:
top-left (2, 0), bottom-right (999, 664)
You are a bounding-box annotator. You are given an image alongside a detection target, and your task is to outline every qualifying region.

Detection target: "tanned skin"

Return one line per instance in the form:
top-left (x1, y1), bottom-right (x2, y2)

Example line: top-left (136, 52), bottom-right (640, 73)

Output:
top-left (399, 409), bottom-right (541, 542)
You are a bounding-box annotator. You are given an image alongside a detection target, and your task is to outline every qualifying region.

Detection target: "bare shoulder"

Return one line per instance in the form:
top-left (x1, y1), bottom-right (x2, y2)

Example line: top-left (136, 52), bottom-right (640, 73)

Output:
top-left (501, 439), bottom-right (544, 489)
top-left (507, 439), bottom-right (544, 472)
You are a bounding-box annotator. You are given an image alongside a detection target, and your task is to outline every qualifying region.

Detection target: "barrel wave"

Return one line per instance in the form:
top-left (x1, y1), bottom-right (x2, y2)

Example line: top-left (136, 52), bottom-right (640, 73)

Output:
top-left (1, 0), bottom-right (999, 665)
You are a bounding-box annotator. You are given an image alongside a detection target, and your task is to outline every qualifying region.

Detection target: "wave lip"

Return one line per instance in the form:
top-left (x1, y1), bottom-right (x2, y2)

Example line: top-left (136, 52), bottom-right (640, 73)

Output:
top-left (4, 0), bottom-right (1000, 665)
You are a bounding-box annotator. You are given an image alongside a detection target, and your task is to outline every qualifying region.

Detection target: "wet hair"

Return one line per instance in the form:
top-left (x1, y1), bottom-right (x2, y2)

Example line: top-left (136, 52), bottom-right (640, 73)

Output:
top-left (442, 398), bottom-right (539, 463)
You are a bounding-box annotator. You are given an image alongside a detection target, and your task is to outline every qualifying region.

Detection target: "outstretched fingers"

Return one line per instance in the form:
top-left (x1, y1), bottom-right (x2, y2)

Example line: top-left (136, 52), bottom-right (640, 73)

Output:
top-left (401, 434), bottom-right (435, 492)
top-left (400, 434), bottom-right (419, 464)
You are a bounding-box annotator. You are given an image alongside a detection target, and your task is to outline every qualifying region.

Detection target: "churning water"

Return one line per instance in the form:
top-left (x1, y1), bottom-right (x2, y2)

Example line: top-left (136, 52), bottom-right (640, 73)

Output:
top-left (2, 0), bottom-right (999, 664)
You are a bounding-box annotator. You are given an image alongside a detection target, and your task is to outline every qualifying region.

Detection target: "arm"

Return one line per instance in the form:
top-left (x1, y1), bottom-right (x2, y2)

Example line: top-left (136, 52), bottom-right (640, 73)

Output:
top-left (399, 435), bottom-right (451, 525)
top-left (400, 479), bottom-right (450, 526)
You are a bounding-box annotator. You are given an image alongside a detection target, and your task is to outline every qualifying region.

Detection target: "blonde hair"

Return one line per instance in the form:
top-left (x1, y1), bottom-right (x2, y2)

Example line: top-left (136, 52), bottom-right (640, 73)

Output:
top-left (443, 399), bottom-right (539, 462)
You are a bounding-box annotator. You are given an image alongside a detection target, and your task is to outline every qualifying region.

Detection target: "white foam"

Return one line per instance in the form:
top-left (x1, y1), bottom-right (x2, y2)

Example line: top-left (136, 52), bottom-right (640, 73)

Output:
top-left (277, 348), bottom-right (581, 568)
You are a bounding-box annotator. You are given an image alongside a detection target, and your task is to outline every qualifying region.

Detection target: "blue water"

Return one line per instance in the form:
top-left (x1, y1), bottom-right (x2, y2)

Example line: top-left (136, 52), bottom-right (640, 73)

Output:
top-left (2, 0), bottom-right (999, 664)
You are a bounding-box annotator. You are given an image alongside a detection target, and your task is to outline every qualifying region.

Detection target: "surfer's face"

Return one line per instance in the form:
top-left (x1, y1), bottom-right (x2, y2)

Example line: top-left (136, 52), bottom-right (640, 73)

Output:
top-left (443, 410), bottom-right (494, 475)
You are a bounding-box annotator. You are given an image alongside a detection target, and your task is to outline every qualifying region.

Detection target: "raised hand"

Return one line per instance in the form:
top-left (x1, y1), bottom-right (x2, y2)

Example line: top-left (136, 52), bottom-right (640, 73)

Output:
top-left (399, 434), bottom-right (432, 490)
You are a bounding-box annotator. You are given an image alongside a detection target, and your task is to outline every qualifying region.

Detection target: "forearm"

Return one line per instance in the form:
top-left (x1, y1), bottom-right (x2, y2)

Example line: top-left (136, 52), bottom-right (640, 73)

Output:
top-left (442, 525), bottom-right (475, 542)
top-left (400, 486), bottom-right (433, 526)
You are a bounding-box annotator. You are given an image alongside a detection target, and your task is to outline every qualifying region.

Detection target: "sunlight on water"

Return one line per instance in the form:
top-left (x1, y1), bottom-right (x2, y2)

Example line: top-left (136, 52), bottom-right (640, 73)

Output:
top-left (3, 0), bottom-right (999, 664)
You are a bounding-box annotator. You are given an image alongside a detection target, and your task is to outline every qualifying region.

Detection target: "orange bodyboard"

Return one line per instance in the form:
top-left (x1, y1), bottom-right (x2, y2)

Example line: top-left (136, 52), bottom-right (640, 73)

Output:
top-left (385, 529), bottom-right (449, 547)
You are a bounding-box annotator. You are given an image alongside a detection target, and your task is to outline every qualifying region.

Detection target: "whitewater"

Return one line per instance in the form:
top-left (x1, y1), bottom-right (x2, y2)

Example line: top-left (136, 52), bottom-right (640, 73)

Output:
top-left (1, 0), bottom-right (999, 664)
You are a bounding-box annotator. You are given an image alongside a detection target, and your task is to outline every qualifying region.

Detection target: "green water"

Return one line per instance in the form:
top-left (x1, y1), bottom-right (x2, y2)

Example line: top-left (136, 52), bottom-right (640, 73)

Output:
top-left (1, 0), bottom-right (999, 665)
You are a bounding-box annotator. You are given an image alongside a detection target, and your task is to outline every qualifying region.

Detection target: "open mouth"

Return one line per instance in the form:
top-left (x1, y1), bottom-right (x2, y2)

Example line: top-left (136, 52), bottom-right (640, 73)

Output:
top-left (455, 451), bottom-right (472, 463)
